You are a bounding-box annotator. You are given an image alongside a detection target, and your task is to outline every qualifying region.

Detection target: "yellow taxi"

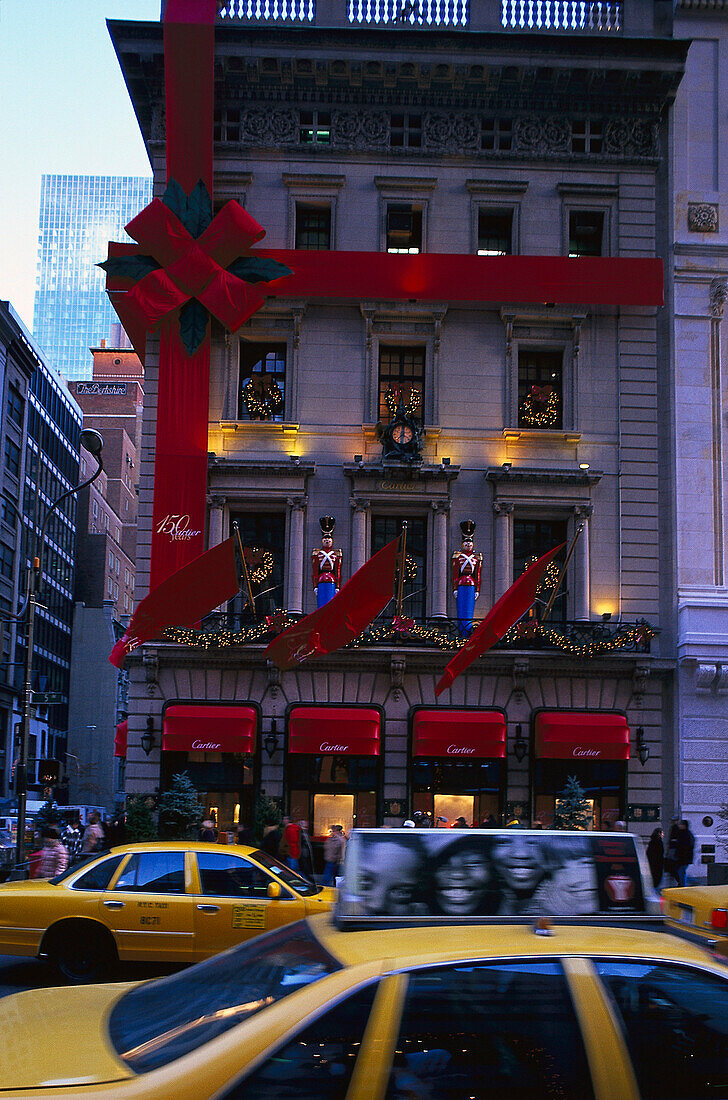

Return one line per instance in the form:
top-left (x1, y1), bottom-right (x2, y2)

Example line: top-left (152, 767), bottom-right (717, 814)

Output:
top-left (0, 841), bottom-right (335, 983)
top-left (662, 882), bottom-right (728, 955)
top-left (0, 830), bottom-right (726, 1098)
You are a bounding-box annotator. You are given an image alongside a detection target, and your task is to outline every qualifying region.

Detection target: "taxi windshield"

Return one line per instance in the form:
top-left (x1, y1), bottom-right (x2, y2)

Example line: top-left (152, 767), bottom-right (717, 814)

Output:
top-left (253, 849), bottom-right (322, 897)
top-left (108, 921), bottom-right (341, 1073)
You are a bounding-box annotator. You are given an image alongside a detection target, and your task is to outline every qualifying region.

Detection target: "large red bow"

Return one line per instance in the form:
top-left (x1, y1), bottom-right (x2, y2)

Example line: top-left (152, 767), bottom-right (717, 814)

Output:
top-left (119, 198), bottom-right (268, 338)
top-left (530, 384), bottom-right (554, 403)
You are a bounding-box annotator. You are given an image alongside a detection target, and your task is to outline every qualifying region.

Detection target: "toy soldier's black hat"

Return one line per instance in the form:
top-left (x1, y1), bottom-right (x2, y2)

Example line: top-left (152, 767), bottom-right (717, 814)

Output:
top-left (460, 519), bottom-right (476, 540)
top-left (319, 516), bottom-right (336, 536)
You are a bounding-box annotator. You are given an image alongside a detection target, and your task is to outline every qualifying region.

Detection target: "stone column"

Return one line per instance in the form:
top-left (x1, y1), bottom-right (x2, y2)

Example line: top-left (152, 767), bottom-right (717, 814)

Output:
top-left (350, 499), bottom-right (370, 576)
top-left (207, 495), bottom-right (225, 548)
top-left (573, 504), bottom-right (593, 620)
top-left (286, 497), bottom-right (306, 614)
top-left (431, 502), bottom-right (449, 618)
top-left (492, 501), bottom-right (514, 600)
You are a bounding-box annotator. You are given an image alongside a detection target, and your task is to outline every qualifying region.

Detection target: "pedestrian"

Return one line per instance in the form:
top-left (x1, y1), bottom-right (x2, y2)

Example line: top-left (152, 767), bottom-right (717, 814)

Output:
top-left (281, 817), bottom-right (302, 872)
top-left (261, 820), bottom-right (282, 856)
top-left (665, 815), bottom-right (680, 882)
top-left (236, 822), bottom-right (255, 846)
top-left (674, 819), bottom-right (695, 887)
top-left (613, 820), bottom-right (627, 832)
top-left (646, 827), bottom-right (664, 890)
top-left (37, 827), bottom-right (69, 878)
top-left (200, 818), bottom-right (217, 842)
top-left (322, 824), bottom-right (346, 886)
top-left (28, 835), bottom-right (44, 879)
top-left (453, 816), bottom-right (469, 829)
top-left (402, 819), bottom-right (416, 828)
top-left (298, 820), bottom-right (315, 881)
top-left (481, 814), bottom-right (498, 829)
top-left (412, 810), bottom-right (432, 828)
top-left (435, 816), bottom-right (449, 828)
top-left (81, 812), bottom-right (105, 854)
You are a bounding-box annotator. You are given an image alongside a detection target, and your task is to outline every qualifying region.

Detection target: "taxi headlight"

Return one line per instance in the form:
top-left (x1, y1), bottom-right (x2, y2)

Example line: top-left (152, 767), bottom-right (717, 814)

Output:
top-left (711, 908), bottom-right (728, 931)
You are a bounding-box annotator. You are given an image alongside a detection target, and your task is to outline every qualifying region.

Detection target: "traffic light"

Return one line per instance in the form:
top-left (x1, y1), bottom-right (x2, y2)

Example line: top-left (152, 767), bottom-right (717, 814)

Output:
top-left (38, 759), bottom-right (60, 785)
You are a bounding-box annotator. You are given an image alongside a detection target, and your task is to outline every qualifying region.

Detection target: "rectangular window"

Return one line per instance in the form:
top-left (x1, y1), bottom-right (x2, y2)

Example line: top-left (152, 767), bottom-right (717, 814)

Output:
top-left (295, 204), bottom-right (331, 250)
top-left (477, 209), bottom-right (513, 255)
top-left (4, 438), bottom-right (20, 480)
top-left (571, 119), bottom-right (603, 154)
top-left (238, 342), bottom-right (286, 422)
top-left (378, 345), bottom-right (425, 423)
top-left (480, 117), bottom-right (513, 151)
top-left (0, 543), bottom-right (14, 580)
top-left (108, 577), bottom-right (113, 595)
top-left (6, 384), bottom-right (24, 428)
top-left (229, 511), bottom-right (286, 619)
top-left (213, 107), bottom-right (241, 143)
top-left (372, 514), bottom-right (427, 619)
top-left (390, 113), bottom-right (422, 149)
top-left (569, 210), bottom-right (605, 257)
top-left (518, 349), bottom-right (563, 430)
top-left (299, 110), bottom-right (331, 145)
top-left (513, 517), bottom-right (568, 622)
top-left (92, 500), bottom-right (98, 519)
top-left (386, 204), bottom-right (422, 253)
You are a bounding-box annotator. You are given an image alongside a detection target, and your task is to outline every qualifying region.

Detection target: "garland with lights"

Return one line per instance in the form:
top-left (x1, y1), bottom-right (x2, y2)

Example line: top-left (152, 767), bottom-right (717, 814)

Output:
top-left (519, 384), bottom-right (560, 429)
top-left (242, 375), bottom-right (283, 420)
top-left (162, 615), bottom-right (656, 658)
top-left (524, 555), bottom-right (561, 597)
top-left (385, 386), bottom-right (421, 419)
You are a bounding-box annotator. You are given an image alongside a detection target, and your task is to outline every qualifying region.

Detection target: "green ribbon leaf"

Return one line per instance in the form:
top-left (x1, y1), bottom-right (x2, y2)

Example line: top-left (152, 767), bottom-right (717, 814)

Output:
top-left (162, 179), bottom-right (213, 239)
top-left (227, 256), bottom-right (294, 284)
top-left (179, 300), bottom-right (209, 355)
top-left (97, 255), bottom-right (160, 279)
top-left (162, 179), bottom-right (188, 226)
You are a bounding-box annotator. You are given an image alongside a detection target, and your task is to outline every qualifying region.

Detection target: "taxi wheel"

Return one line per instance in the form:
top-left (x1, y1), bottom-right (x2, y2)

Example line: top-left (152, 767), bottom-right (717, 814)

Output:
top-left (46, 922), bottom-right (117, 984)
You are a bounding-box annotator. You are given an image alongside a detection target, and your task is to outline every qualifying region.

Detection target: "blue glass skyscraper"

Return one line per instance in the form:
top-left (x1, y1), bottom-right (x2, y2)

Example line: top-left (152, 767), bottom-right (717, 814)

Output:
top-left (34, 175), bottom-right (153, 382)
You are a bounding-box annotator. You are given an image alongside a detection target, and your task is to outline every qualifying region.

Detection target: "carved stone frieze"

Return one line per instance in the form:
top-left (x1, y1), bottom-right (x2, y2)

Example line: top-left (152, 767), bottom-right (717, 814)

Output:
top-left (710, 277), bottom-right (728, 319)
top-left (515, 116), bottom-right (570, 156)
top-left (239, 109), bottom-right (298, 146)
top-left (688, 203), bottom-right (719, 233)
top-left (694, 663), bottom-right (717, 694)
top-left (602, 118), bottom-right (658, 158)
top-left (423, 112), bottom-right (479, 152)
top-left (332, 110), bottom-right (389, 149)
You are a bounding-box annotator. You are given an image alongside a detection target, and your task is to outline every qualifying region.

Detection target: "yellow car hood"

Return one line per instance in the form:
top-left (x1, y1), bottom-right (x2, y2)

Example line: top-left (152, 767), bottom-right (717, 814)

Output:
top-left (0, 982), bottom-right (134, 1090)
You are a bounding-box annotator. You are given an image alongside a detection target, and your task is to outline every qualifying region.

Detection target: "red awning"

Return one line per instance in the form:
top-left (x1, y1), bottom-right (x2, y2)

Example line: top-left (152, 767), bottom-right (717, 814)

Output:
top-left (413, 710), bottom-right (506, 758)
top-left (535, 712), bottom-right (631, 761)
top-left (114, 720), bottom-right (128, 758)
top-left (162, 705), bottom-right (257, 753)
top-left (288, 707), bottom-right (380, 756)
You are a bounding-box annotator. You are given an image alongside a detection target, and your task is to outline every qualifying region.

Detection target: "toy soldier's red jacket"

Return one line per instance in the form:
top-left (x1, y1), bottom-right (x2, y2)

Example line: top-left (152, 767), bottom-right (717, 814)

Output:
top-left (312, 546), bottom-right (342, 590)
top-left (451, 549), bottom-right (482, 594)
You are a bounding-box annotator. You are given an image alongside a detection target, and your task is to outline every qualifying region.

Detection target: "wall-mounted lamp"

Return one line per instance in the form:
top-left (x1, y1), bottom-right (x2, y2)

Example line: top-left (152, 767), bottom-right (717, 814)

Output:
top-left (353, 454), bottom-right (363, 466)
top-left (579, 462), bottom-right (590, 471)
top-left (264, 719), bottom-right (280, 760)
top-left (512, 723), bottom-right (528, 763)
top-left (502, 461), bottom-right (512, 472)
top-left (290, 454), bottom-right (300, 466)
top-left (601, 612), bottom-right (612, 623)
top-left (141, 716), bottom-right (155, 756)
top-left (636, 725), bottom-right (649, 767)
top-left (441, 457), bottom-right (451, 466)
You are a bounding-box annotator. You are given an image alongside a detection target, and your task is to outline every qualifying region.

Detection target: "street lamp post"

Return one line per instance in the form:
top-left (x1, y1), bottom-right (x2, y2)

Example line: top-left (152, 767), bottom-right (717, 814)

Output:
top-left (12, 429), bottom-right (104, 876)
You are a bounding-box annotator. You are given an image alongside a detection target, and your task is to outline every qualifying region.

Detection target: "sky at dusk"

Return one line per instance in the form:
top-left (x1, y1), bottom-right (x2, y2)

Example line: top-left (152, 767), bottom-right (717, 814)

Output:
top-left (0, 0), bottom-right (160, 331)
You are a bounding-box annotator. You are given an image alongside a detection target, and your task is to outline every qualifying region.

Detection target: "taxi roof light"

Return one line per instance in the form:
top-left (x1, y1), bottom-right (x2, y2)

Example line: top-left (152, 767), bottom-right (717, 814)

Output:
top-left (711, 908), bottom-right (728, 930)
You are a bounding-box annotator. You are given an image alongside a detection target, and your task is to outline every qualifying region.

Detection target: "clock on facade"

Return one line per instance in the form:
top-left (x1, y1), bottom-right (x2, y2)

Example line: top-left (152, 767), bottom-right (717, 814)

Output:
top-left (381, 398), bottom-right (423, 463)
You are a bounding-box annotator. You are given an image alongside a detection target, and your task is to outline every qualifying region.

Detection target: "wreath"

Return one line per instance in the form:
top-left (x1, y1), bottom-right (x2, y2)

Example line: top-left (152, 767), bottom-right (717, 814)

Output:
top-left (519, 384), bottom-right (560, 429)
top-left (242, 374), bottom-right (283, 420)
top-left (385, 385), bottom-right (421, 419)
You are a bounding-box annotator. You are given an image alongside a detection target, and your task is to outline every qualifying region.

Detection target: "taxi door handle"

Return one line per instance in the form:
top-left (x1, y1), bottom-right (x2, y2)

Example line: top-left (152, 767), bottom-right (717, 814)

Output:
top-left (196, 904), bottom-right (220, 913)
top-left (103, 900), bottom-right (125, 909)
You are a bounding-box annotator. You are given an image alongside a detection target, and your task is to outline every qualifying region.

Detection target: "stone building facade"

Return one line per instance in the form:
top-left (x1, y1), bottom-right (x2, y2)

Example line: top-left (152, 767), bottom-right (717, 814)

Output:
top-left (111, 2), bottom-right (686, 855)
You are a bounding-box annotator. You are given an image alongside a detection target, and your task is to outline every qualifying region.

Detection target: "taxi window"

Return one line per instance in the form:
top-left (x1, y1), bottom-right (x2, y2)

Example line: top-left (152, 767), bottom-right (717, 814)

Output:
top-left (386, 960), bottom-right (594, 1100)
top-left (109, 921), bottom-right (341, 1074)
top-left (594, 960), bottom-right (728, 1100)
top-left (113, 852), bottom-right (185, 894)
top-left (223, 982), bottom-right (378, 1098)
top-left (197, 852), bottom-right (292, 899)
top-left (253, 849), bottom-right (321, 897)
top-left (71, 855), bottom-right (124, 890)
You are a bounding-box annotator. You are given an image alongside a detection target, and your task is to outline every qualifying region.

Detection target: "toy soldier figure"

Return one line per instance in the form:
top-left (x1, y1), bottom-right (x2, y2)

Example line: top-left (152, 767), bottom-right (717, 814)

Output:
top-left (452, 519), bottom-right (482, 635)
top-left (312, 516), bottom-right (342, 608)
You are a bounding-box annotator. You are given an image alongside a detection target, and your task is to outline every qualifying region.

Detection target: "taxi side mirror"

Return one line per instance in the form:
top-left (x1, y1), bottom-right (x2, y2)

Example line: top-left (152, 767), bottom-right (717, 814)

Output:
top-left (267, 881), bottom-right (282, 899)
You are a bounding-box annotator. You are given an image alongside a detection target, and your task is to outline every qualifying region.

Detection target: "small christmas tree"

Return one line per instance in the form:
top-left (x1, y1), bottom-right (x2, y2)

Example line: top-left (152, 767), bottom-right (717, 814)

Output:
top-left (34, 800), bottom-right (58, 832)
top-left (157, 773), bottom-right (203, 839)
top-left (553, 775), bottom-right (591, 831)
top-left (125, 794), bottom-right (157, 841)
top-left (254, 793), bottom-right (282, 844)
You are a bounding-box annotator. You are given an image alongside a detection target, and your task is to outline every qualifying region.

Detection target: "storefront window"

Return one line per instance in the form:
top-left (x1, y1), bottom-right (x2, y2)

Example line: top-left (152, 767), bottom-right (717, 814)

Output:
top-left (161, 752), bottom-right (255, 837)
top-left (288, 754), bottom-right (379, 841)
top-left (533, 759), bottom-right (624, 830)
top-left (412, 760), bottom-right (504, 826)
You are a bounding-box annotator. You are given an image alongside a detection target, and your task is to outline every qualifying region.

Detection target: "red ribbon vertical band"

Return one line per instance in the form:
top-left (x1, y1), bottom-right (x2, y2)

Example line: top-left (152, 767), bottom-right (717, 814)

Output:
top-left (151, 1), bottom-right (217, 588)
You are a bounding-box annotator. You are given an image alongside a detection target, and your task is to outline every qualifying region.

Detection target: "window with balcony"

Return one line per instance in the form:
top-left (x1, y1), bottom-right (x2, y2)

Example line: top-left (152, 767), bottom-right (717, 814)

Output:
top-left (386, 204), bottom-right (422, 253)
top-left (295, 203), bottom-right (331, 250)
top-left (569, 210), bottom-right (605, 257)
top-left (229, 511), bottom-right (286, 619)
top-left (513, 518), bottom-right (568, 622)
top-left (517, 349), bottom-right (563, 430)
top-left (299, 111), bottom-right (331, 145)
top-left (238, 342), bottom-right (286, 422)
top-left (378, 345), bottom-right (425, 424)
top-left (372, 514), bottom-right (427, 619)
top-left (477, 209), bottom-right (514, 255)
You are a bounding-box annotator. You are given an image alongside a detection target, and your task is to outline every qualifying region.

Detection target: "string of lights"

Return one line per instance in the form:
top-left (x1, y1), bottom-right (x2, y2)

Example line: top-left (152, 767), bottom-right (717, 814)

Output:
top-left (241, 376), bottom-right (283, 420)
top-left (519, 385), bottom-right (560, 429)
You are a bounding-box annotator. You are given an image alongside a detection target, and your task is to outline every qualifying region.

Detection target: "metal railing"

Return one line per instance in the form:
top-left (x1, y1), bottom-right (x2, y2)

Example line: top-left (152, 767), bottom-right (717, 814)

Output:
top-left (501, 0), bottom-right (622, 31)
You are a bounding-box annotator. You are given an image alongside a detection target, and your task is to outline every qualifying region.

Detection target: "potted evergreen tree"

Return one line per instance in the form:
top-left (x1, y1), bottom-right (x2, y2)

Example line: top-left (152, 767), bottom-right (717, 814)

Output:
top-left (157, 773), bottom-right (203, 839)
top-left (553, 775), bottom-right (591, 831)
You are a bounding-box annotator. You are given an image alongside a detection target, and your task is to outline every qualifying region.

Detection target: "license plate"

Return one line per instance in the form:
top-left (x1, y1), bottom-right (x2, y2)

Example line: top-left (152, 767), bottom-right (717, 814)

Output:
top-left (678, 905), bottom-right (694, 925)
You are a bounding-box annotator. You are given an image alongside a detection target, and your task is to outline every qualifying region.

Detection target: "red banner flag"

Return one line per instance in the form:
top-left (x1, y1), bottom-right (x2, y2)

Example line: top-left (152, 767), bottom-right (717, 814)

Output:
top-left (264, 537), bottom-right (401, 671)
top-left (109, 536), bottom-right (239, 667)
top-left (435, 542), bottom-right (566, 697)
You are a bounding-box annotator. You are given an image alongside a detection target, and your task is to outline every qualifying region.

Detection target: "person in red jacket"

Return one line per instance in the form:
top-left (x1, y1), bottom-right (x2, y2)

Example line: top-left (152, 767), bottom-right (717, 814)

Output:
top-left (281, 818), bottom-right (302, 873)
